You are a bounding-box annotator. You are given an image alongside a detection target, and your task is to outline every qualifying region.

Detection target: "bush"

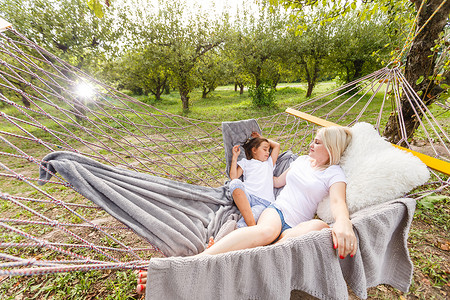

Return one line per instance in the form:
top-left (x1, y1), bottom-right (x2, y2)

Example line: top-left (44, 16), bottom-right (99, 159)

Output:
top-left (276, 86), bottom-right (305, 95)
top-left (248, 83), bottom-right (276, 107)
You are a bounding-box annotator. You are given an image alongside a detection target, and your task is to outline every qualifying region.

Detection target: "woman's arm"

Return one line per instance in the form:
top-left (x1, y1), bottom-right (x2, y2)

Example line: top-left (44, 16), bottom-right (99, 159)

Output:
top-left (329, 182), bottom-right (357, 258)
top-left (273, 167), bottom-right (290, 188)
top-left (229, 145), bottom-right (244, 179)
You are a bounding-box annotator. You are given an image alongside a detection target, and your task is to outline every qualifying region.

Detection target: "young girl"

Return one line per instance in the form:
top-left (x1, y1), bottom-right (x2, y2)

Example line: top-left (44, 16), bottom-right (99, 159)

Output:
top-left (229, 132), bottom-right (280, 228)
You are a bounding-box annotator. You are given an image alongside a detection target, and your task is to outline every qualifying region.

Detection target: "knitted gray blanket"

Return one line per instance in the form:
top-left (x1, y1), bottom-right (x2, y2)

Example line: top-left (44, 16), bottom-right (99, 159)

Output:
top-left (39, 150), bottom-right (238, 256)
top-left (146, 198), bottom-right (415, 300)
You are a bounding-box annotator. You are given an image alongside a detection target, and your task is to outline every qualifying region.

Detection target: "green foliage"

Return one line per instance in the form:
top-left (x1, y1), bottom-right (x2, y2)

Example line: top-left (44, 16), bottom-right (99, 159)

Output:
top-left (248, 83), bottom-right (276, 107)
top-left (1, 0), bottom-right (420, 110)
top-left (0, 0), bottom-right (122, 74)
top-left (416, 193), bottom-right (449, 230)
top-left (326, 10), bottom-right (393, 84)
top-left (196, 50), bottom-right (232, 98)
top-left (226, 4), bottom-right (288, 90)
top-left (112, 45), bottom-right (171, 100)
top-left (86, 0), bottom-right (106, 18)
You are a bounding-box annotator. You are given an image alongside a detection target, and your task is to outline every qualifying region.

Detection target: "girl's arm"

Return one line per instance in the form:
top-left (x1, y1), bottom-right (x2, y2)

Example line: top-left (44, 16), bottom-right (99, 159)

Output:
top-left (229, 145), bottom-right (244, 179)
top-left (268, 139), bottom-right (280, 166)
top-left (329, 182), bottom-right (357, 258)
top-left (273, 167), bottom-right (290, 188)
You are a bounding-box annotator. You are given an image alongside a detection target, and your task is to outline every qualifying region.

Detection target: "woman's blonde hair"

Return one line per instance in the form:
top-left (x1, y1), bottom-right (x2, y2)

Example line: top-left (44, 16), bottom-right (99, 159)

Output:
top-left (317, 126), bottom-right (352, 166)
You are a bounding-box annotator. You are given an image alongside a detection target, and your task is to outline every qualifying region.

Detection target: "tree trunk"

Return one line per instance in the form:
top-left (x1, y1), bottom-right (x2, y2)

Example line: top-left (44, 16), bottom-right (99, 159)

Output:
top-left (21, 94), bottom-right (31, 107)
top-left (239, 84), bottom-right (244, 94)
top-left (180, 91), bottom-right (189, 111)
top-left (155, 87), bottom-right (162, 100)
top-left (305, 64), bottom-right (318, 97)
top-left (255, 66), bottom-right (262, 88)
top-left (272, 73), bottom-right (280, 89)
top-left (73, 99), bottom-right (86, 123)
top-left (383, 0), bottom-right (450, 143)
top-left (352, 59), bottom-right (364, 82)
top-left (179, 81), bottom-right (190, 112)
top-left (12, 81), bottom-right (31, 107)
top-left (234, 82), bottom-right (238, 92)
top-left (202, 87), bottom-right (208, 98)
top-left (306, 81), bottom-right (314, 97)
top-left (164, 85), bottom-right (170, 95)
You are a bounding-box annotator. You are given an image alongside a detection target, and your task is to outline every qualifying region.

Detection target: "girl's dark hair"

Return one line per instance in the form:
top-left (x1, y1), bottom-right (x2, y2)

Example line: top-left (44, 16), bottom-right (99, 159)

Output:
top-left (242, 136), bottom-right (269, 159)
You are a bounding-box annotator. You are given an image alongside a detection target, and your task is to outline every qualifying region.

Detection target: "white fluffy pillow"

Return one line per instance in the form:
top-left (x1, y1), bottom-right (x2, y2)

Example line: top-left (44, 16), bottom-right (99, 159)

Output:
top-left (317, 122), bottom-right (430, 223)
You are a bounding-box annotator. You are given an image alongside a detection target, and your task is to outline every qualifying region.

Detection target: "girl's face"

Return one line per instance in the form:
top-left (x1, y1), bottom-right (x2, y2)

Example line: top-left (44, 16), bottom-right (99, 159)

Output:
top-left (309, 135), bottom-right (330, 165)
top-left (252, 141), bottom-right (270, 161)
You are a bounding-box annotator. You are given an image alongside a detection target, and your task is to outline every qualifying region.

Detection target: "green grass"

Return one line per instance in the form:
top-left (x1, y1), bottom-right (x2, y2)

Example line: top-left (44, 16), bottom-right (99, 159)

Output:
top-left (0, 270), bottom-right (138, 300)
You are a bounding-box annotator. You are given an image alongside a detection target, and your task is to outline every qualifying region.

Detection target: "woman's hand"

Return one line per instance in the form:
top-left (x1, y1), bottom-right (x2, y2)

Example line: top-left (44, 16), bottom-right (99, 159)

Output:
top-left (329, 182), bottom-right (357, 258)
top-left (331, 218), bottom-right (357, 259)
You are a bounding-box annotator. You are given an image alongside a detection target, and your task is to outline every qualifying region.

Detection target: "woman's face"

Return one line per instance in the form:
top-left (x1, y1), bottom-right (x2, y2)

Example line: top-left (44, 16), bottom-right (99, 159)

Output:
top-left (309, 135), bottom-right (330, 165)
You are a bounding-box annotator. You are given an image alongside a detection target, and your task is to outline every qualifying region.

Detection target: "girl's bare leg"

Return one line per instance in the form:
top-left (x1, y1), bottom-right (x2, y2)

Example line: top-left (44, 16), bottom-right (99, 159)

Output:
top-left (276, 219), bottom-right (329, 244)
top-left (199, 208), bottom-right (282, 255)
top-left (233, 189), bottom-right (256, 226)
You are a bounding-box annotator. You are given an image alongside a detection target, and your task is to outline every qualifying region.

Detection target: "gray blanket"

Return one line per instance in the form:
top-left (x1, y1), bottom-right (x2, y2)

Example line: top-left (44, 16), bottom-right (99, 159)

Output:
top-left (39, 150), bottom-right (238, 256)
top-left (146, 198), bottom-right (415, 300)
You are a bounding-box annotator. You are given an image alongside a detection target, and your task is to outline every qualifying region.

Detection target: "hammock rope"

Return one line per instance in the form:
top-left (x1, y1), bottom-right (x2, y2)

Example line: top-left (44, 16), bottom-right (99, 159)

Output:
top-left (0, 21), bottom-right (449, 277)
top-left (395, 0), bottom-right (448, 63)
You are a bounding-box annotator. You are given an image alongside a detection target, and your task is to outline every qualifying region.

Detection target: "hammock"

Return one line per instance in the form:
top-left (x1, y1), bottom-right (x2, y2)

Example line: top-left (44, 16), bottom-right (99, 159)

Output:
top-left (0, 18), bottom-right (449, 298)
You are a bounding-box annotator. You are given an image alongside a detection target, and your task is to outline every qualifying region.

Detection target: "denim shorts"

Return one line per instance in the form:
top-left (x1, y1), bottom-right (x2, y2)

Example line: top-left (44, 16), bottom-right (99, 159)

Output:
top-left (267, 204), bottom-right (291, 234)
top-left (229, 179), bottom-right (271, 228)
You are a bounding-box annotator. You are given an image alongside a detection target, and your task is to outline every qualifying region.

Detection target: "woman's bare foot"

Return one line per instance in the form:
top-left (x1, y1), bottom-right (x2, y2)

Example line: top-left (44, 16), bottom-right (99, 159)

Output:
top-left (136, 270), bottom-right (147, 295)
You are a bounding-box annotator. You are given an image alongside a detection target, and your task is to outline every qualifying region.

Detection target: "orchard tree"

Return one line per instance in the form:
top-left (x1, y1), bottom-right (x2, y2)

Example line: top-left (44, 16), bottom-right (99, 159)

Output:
top-left (327, 11), bottom-right (390, 84)
top-left (116, 45), bottom-right (171, 100)
top-left (232, 4), bottom-right (288, 89)
top-left (0, 0), bottom-right (122, 74)
top-left (285, 13), bottom-right (332, 97)
top-left (223, 30), bottom-right (253, 94)
top-left (196, 50), bottom-right (232, 98)
top-left (124, 0), bottom-right (230, 112)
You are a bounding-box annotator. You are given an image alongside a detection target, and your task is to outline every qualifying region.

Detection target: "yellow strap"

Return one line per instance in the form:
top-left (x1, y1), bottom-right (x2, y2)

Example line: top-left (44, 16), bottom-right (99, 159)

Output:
top-left (285, 107), bottom-right (450, 175)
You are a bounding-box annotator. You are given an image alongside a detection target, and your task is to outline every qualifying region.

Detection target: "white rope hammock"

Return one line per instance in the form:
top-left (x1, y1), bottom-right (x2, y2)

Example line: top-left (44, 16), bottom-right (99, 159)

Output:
top-left (0, 20), bottom-right (449, 276)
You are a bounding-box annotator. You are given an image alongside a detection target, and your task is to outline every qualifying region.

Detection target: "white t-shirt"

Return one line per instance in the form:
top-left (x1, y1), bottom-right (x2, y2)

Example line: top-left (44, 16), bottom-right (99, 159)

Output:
top-left (237, 156), bottom-right (275, 202)
top-left (273, 155), bottom-right (346, 227)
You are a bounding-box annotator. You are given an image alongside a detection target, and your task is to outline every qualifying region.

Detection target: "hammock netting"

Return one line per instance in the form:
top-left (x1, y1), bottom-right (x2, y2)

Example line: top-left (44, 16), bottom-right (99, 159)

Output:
top-left (0, 24), bottom-right (449, 276)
